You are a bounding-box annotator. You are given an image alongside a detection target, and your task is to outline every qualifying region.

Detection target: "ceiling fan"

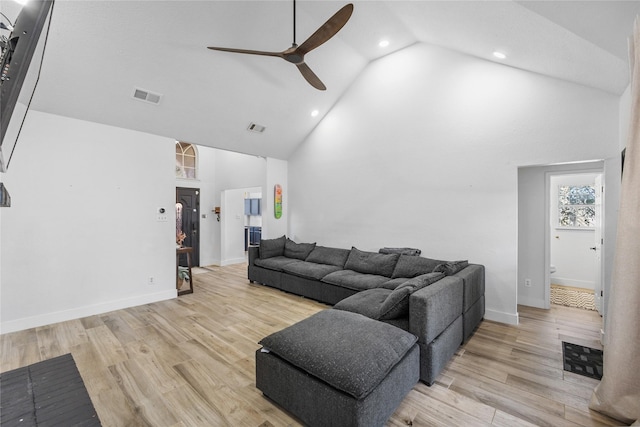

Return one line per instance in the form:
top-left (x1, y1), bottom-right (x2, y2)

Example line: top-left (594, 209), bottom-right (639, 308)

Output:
top-left (207, 1), bottom-right (354, 91)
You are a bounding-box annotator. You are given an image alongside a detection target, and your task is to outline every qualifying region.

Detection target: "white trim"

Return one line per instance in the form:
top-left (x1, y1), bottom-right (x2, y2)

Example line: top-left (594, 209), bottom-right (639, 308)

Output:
top-left (516, 296), bottom-right (547, 309)
top-left (544, 171), bottom-right (552, 309)
top-left (550, 277), bottom-right (595, 289)
top-left (0, 290), bottom-right (176, 335)
top-left (485, 309), bottom-right (519, 325)
top-left (554, 226), bottom-right (596, 231)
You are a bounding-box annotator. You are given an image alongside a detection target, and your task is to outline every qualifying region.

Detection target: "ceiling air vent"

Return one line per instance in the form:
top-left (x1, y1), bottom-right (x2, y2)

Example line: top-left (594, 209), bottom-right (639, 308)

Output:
top-left (132, 88), bottom-right (162, 105)
top-left (247, 123), bottom-right (266, 133)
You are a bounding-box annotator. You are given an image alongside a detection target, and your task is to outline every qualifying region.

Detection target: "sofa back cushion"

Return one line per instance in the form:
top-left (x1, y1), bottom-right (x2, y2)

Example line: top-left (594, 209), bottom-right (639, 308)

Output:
top-left (344, 247), bottom-right (400, 277)
top-left (306, 246), bottom-right (351, 267)
top-left (391, 254), bottom-right (444, 279)
top-left (259, 235), bottom-right (286, 259)
top-left (379, 272), bottom-right (445, 320)
top-left (284, 238), bottom-right (316, 260)
top-left (434, 260), bottom-right (469, 276)
top-left (379, 247), bottom-right (422, 256)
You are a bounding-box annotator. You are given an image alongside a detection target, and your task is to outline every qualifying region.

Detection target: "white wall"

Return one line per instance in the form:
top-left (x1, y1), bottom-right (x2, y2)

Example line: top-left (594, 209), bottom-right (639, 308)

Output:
top-left (264, 157), bottom-right (288, 239)
top-left (619, 85), bottom-right (632, 152)
top-left (549, 173), bottom-right (599, 290)
top-left (1, 111), bottom-right (176, 333)
top-left (288, 43), bottom-right (620, 325)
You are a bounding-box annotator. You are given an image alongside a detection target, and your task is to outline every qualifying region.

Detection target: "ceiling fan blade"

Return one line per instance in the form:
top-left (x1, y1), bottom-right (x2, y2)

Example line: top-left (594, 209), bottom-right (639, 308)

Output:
top-left (207, 46), bottom-right (283, 58)
top-left (296, 62), bottom-right (326, 91)
top-left (297, 3), bottom-right (354, 56)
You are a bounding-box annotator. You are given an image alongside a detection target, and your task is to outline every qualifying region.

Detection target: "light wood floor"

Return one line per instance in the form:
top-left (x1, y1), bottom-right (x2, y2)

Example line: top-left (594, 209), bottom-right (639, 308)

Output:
top-left (1, 264), bottom-right (624, 426)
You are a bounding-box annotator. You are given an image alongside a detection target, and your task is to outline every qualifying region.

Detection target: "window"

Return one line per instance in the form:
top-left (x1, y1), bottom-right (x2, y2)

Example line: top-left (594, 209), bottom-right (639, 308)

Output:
top-left (558, 185), bottom-right (595, 228)
top-left (176, 142), bottom-right (197, 179)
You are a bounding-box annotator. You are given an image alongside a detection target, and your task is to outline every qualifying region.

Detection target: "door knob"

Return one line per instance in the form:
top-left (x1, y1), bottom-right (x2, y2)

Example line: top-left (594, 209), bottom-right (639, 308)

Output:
top-left (590, 247), bottom-right (597, 251)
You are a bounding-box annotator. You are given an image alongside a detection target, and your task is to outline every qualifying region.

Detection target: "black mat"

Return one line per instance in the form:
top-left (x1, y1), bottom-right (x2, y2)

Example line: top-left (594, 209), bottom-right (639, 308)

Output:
top-left (562, 341), bottom-right (603, 380)
top-left (0, 353), bottom-right (101, 426)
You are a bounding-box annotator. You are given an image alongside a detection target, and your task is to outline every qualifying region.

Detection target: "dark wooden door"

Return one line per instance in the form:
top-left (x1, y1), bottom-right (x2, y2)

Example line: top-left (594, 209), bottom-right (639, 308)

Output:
top-left (176, 187), bottom-right (200, 266)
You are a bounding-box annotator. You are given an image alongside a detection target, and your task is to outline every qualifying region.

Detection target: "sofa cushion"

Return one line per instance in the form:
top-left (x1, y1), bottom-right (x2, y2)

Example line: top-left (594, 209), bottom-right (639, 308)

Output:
top-left (306, 246), bottom-right (350, 267)
top-left (254, 256), bottom-right (301, 272)
top-left (332, 288), bottom-right (392, 320)
top-left (259, 310), bottom-right (418, 399)
top-left (391, 255), bottom-right (444, 279)
top-left (434, 260), bottom-right (469, 276)
top-left (282, 261), bottom-right (342, 281)
top-left (344, 247), bottom-right (400, 277)
top-left (321, 270), bottom-right (390, 291)
top-left (379, 272), bottom-right (445, 320)
top-left (381, 277), bottom-right (411, 290)
top-left (379, 247), bottom-right (422, 256)
top-left (283, 238), bottom-right (316, 260)
top-left (259, 235), bottom-right (286, 259)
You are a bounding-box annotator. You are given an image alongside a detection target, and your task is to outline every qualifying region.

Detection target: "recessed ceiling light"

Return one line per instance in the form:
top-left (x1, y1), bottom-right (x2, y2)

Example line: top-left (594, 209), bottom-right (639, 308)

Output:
top-left (378, 40), bottom-right (389, 48)
top-left (311, 109), bottom-right (319, 117)
top-left (493, 51), bottom-right (507, 59)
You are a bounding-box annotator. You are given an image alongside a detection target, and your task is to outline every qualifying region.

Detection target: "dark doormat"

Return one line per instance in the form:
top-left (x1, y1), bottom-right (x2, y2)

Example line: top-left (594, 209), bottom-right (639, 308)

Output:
top-left (562, 341), bottom-right (603, 380)
top-left (0, 353), bottom-right (101, 426)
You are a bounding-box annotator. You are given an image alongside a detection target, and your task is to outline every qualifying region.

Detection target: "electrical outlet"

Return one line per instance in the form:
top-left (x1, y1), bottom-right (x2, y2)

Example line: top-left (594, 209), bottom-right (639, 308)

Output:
top-left (524, 279), bottom-right (532, 287)
top-left (148, 277), bottom-right (154, 285)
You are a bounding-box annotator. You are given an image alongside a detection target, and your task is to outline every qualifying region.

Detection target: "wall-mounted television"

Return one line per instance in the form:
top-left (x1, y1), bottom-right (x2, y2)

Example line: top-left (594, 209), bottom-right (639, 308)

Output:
top-left (1, 0), bottom-right (53, 172)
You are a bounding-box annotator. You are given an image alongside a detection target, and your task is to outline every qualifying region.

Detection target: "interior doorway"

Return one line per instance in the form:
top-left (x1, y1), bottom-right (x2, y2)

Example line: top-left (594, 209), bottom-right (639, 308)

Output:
top-left (547, 172), bottom-right (603, 314)
top-left (517, 160), bottom-right (605, 314)
top-left (176, 187), bottom-right (200, 266)
top-left (219, 186), bottom-right (261, 266)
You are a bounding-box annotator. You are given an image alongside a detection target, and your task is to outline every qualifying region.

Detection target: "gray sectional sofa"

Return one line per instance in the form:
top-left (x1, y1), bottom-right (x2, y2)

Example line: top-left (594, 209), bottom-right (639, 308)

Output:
top-left (248, 236), bottom-right (485, 386)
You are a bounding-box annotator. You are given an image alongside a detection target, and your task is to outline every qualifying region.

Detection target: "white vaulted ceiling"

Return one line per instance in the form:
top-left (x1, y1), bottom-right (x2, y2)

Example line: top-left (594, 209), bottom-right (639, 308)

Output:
top-left (2, 0), bottom-right (639, 159)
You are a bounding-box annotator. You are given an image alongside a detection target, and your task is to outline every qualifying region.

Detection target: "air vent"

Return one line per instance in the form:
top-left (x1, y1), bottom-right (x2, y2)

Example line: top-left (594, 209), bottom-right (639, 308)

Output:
top-left (132, 88), bottom-right (162, 105)
top-left (247, 123), bottom-right (266, 133)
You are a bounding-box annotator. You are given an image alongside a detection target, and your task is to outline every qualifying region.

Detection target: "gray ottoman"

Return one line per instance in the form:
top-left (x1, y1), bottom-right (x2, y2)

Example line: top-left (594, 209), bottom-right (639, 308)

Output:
top-left (256, 310), bottom-right (419, 427)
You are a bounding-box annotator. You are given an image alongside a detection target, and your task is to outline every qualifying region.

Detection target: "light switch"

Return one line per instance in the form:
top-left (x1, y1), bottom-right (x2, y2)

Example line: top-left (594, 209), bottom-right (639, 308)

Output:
top-left (156, 207), bottom-right (168, 222)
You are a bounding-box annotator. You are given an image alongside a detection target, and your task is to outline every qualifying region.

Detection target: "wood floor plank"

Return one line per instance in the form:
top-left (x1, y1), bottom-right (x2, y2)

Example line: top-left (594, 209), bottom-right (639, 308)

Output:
top-left (101, 313), bottom-right (140, 345)
top-left (0, 328), bottom-right (40, 372)
top-left (492, 409), bottom-right (541, 427)
top-left (1, 263), bottom-right (621, 427)
top-left (413, 382), bottom-right (496, 423)
top-left (85, 324), bottom-right (128, 367)
top-left (448, 364), bottom-right (568, 417)
top-left (505, 373), bottom-right (592, 412)
top-left (449, 376), bottom-right (578, 426)
top-left (563, 404), bottom-right (624, 427)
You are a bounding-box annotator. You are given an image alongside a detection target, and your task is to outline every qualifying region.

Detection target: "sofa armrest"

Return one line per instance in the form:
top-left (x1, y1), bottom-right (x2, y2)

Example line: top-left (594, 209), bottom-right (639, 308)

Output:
top-left (248, 246), bottom-right (260, 266)
top-left (454, 264), bottom-right (485, 313)
top-left (409, 276), bottom-right (463, 344)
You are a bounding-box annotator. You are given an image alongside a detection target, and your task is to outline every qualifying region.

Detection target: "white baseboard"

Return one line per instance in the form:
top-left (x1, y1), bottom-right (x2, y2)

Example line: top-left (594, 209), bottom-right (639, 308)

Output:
top-left (484, 308), bottom-right (519, 325)
top-left (550, 277), bottom-right (594, 290)
top-left (0, 289), bottom-right (176, 335)
top-left (517, 296), bottom-right (547, 309)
